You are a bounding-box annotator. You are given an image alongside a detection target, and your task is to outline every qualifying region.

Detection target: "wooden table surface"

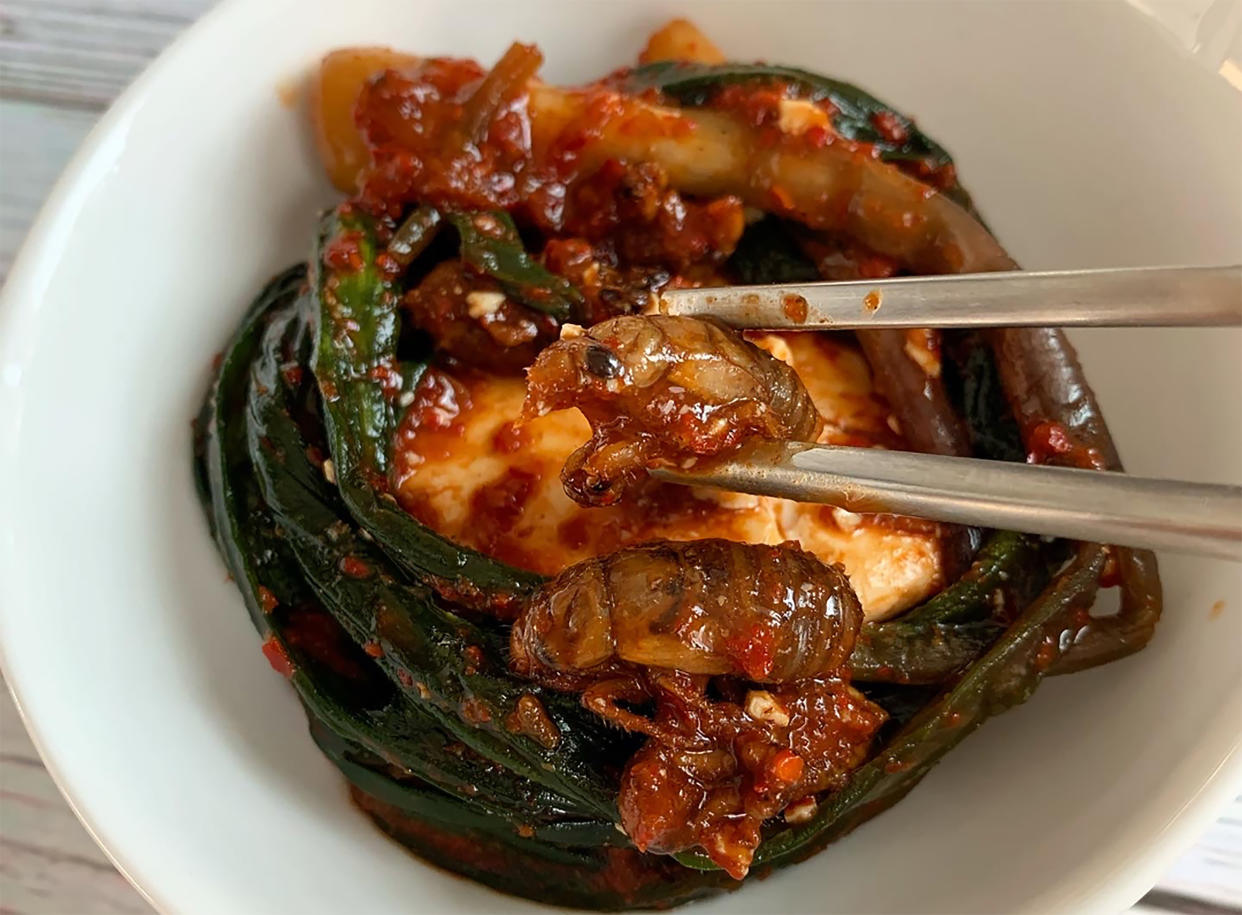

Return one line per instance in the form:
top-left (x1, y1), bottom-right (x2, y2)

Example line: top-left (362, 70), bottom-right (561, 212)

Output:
top-left (0, 2), bottom-right (1239, 912)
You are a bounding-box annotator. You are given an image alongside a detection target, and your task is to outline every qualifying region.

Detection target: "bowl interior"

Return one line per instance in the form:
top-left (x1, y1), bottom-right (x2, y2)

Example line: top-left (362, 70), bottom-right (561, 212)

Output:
top-left (1, 1), bottom-right (1239, 912)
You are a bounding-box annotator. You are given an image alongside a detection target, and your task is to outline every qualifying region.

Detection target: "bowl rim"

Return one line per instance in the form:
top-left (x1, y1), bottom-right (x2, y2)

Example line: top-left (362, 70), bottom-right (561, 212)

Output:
top-left (1, 2), bottom-right (1240, 912)
top-left (0, 1), bottom-right (254, 909)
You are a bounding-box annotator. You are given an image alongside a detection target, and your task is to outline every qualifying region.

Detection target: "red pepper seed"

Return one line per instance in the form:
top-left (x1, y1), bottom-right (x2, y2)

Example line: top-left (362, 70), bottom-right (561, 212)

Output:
top-left (770, 749), bottom-right (805, 784)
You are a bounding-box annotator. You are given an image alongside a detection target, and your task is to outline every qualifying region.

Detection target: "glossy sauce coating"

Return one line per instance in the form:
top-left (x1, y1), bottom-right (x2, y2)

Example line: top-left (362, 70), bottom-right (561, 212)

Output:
top-left (294, 21), bottom-right (1162, 899)
top-left (618, 675), bottom-right (884, 878)
top-left (509, 539), bottom-right (883, 879)
top-left (393, 332), bottom-right (945, 620)
top-left (299, 27), bottom-right (1055, 891)
top-left (511, 539), bottom-right (861, 682)
top-left (524, 314), bottom-right (824, 506)
top-left (403, 261), bottom-right (559, 372)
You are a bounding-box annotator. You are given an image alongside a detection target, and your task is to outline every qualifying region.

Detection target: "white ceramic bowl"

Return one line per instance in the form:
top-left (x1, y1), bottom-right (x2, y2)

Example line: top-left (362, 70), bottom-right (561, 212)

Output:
top-left (2, 1), bottom-right (1240, 912)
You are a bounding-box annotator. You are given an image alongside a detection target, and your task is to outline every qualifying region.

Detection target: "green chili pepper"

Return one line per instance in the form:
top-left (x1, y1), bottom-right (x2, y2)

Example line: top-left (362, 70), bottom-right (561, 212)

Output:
top-left (449, 210), bottom-right (585, 321)
top-left (620, 61), bottom-right (980, 215)
top-left (193, 270), bottom-right (611, 834)
top-left (250, 302), bottom-right (628, 819)
top-left (193, 51), bottom-right (1159, 908)
top-left (312, 205), bottom-right (543, 611)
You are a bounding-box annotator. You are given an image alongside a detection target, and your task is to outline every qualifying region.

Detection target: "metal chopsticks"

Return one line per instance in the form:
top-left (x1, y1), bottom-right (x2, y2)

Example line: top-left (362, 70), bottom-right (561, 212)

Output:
top-left (649, 264), bottom-right (1242, 559)
top-left (656, 265), bottom-right (1242, 330)
top-left (652, 443), bottom-right (1242, 561)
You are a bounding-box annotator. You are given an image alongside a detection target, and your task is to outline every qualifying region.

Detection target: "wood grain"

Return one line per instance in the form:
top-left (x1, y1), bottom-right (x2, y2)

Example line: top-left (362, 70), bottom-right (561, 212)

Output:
top-left (0, 101), bottom-right (97, 279)
top-left (1, 1), bottom-right (210, 110)
top-left (0, 1), bottom-right (1238, 912)
top-left (1, 683), bottom-right (153, 913)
